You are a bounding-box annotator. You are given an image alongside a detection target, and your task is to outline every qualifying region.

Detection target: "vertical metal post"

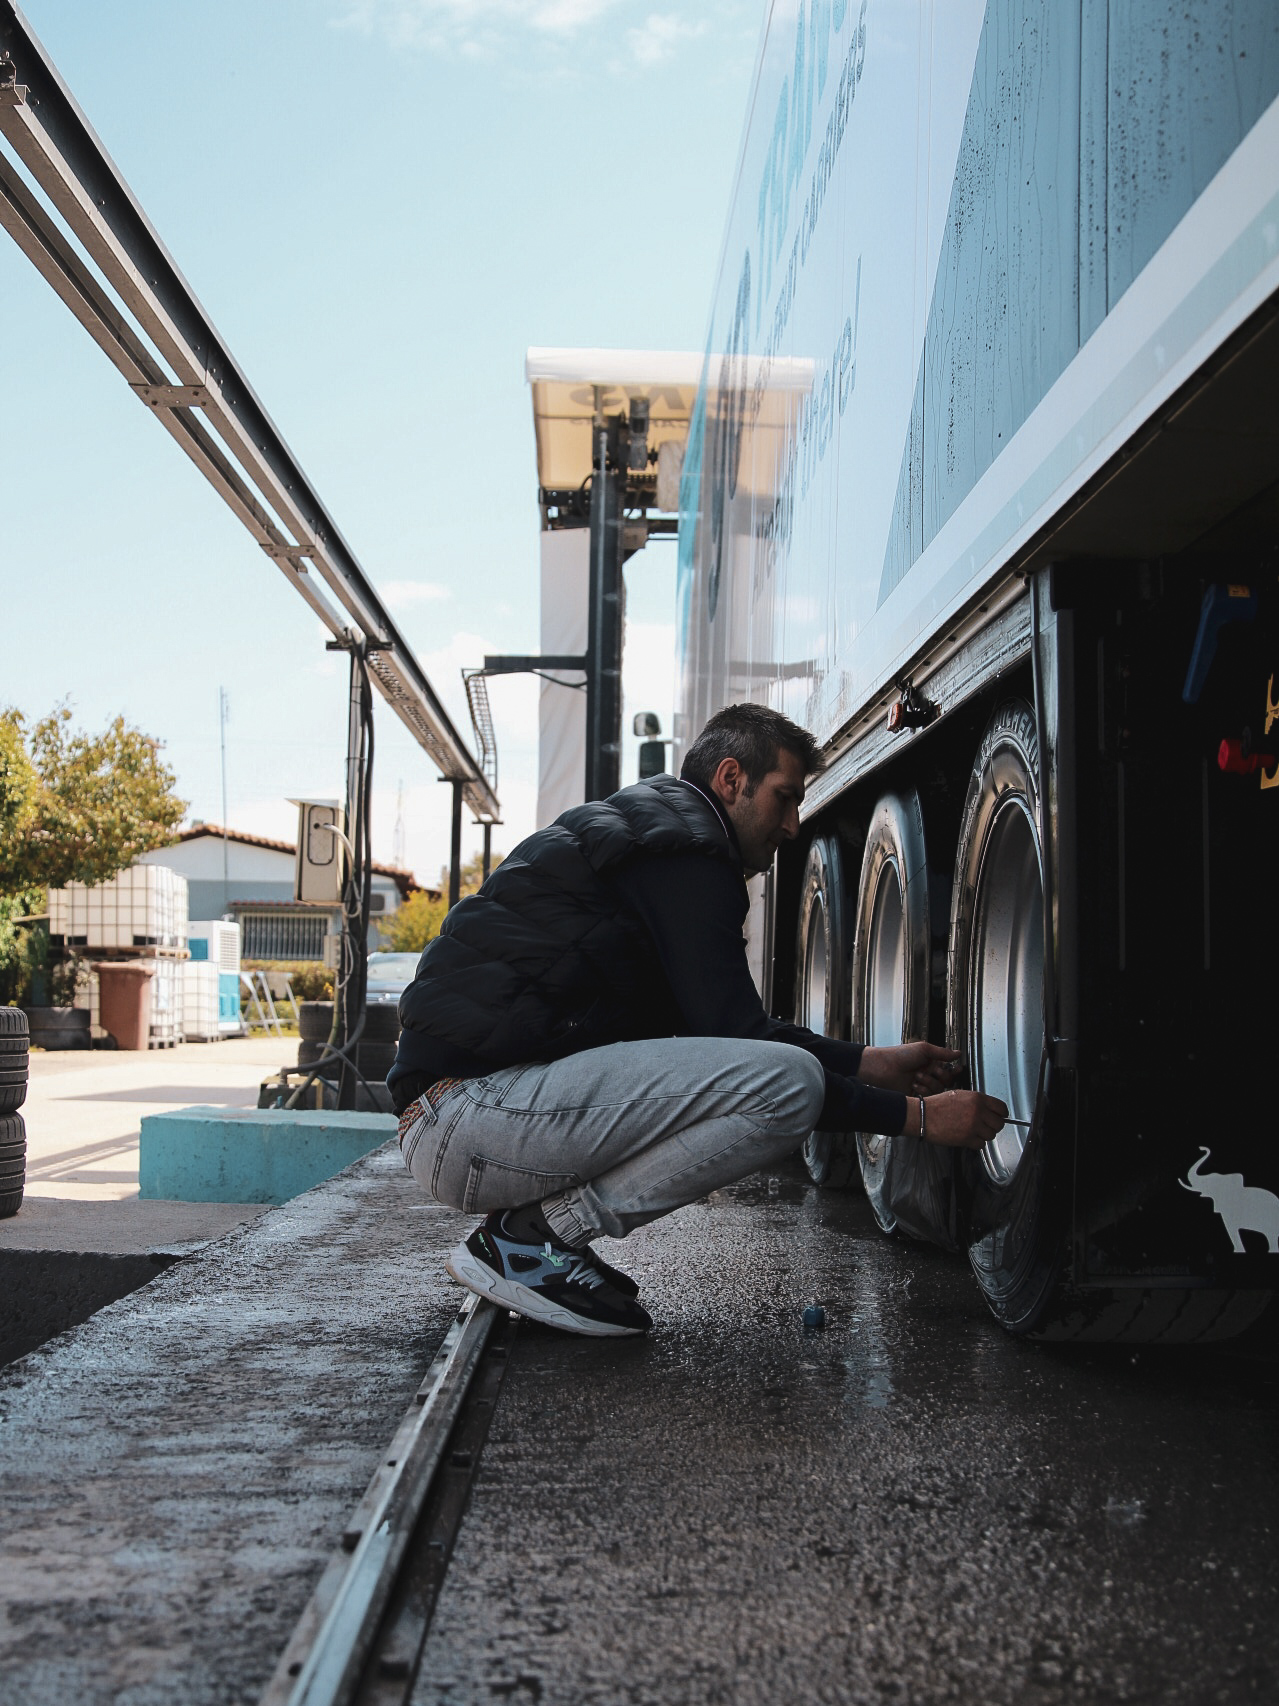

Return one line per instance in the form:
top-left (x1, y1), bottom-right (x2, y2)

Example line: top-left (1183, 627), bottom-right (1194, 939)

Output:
top-left (585, 422), bottom-right (624, 800)
top-left (482, 821), bottom-right (492, 883)
top-left (219, 687), bottom-right (230, 914)
top-left (337, 645), bottom-right (365, 1111)
top-left (448, 780), bottom-right (464, 911)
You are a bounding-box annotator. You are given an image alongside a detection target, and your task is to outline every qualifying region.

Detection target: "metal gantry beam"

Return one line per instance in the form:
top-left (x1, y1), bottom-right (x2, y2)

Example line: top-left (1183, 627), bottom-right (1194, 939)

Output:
top-left (0, 2), bottom-right (498, 823)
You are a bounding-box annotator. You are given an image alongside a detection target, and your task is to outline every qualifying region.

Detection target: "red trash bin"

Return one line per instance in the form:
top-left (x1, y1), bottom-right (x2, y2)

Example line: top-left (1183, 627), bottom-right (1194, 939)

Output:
top-left (94, 962), bottom-right (155, 1050)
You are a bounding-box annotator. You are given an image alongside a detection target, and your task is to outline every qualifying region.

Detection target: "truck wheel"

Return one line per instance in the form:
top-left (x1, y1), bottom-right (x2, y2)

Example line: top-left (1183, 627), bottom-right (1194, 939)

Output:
top-left (794, 835), bottom-right (858, 1187)
top-left (851, 791), bottom-right (936, 1235)
top-left (948, 700), bottom-right (1056, 1330)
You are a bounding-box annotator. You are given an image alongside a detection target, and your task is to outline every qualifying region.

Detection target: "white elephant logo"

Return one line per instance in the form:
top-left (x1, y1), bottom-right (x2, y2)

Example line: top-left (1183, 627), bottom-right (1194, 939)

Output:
top-left (1180, 1147), bottom-right (1279, 1255)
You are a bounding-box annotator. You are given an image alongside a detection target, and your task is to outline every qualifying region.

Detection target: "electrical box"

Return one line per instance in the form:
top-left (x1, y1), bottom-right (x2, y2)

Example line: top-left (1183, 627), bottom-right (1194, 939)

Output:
top-left (292, 800), bottom-right (343, 904)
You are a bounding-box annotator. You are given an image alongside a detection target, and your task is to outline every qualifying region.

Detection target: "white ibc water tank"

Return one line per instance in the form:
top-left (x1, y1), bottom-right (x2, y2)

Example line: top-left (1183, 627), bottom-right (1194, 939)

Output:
top-left (180, 961), bottom-right (221, 1041)
top-left (49, 863), bottom-right (188, 951)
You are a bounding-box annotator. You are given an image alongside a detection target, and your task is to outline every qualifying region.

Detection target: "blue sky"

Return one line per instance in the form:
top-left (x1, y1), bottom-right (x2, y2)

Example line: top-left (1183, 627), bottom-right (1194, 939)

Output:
top-left (0, 0), bottom-right (760, 882)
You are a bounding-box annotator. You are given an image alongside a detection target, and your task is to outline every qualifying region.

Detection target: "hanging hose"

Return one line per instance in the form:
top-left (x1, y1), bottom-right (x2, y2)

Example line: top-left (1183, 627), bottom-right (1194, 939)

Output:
top-left (284, 643), bottom-right (380, 1111)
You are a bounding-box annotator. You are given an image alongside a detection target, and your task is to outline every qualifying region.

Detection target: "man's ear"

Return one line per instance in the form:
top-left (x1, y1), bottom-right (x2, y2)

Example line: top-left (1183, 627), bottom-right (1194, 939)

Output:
top-left (712, 756), bottom-right (744, 804)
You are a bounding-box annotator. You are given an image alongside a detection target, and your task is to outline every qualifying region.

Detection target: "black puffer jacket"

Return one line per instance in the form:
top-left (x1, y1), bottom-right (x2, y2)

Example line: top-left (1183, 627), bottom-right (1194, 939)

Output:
top-left (389, 775), bottom-right (739, 1095)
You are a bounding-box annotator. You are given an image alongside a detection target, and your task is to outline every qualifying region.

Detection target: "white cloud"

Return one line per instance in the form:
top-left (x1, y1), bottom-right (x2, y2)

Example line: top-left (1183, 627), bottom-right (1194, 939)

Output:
top-left (626, 12), bottom-right (706, 66)
top-left (333, 0), bottom-right (621, 55)
top-left (381, 578), bottom-right (452, 610)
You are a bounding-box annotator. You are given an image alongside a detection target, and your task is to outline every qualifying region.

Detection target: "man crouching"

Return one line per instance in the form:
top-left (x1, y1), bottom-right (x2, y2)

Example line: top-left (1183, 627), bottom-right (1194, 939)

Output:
top-left (390, 703), bottom-right (1006, 1336)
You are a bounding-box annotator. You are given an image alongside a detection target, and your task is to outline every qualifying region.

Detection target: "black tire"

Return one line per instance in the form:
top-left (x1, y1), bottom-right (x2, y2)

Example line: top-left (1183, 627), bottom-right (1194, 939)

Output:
top-left (949, 700), bottom-right (1062, 1332)
top-left (22, 1006), bottom-right (90, 1050)
top-left (1030, 1286), bottom-right (1272, 1345)
top-left (794, 835), bottom-right (859, 1188)
top-left (0, 1082), bottom-right (27, 1115)
top-left (0, 1114), bottom-right (23, 1218)
top-left (297, 1038), bottom-right (338, 1075)
top-left (850, 791), bottom-right (957, 1244)
top-left (0, 1008), bottom-right (28, 1037)
top-left (0, 1036), bottom-right (30, 1056)
top-left (297, 1000), bottom-right (335, 1043)
top-left (298, 1036), bottom-right (394, 1076)
top-left (356, 1050), bottom-right (397, 1085)
top-left (361, 1004), bottom-right (401, 1042)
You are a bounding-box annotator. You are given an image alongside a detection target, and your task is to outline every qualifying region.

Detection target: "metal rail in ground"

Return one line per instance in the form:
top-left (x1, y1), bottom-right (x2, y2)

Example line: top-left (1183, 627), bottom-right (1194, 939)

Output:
top-left (261, 1296), bottom-right (519, 1706)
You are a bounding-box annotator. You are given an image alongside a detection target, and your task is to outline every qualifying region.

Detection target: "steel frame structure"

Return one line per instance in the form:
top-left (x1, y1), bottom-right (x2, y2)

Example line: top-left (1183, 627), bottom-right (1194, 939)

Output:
top-left (0, 3), bottom-right (498, 825)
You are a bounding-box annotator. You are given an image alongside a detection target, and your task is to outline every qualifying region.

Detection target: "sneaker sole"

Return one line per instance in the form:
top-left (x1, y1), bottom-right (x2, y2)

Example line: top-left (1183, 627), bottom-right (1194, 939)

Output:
top-left (445, 1245), bottom-right (646, 1338)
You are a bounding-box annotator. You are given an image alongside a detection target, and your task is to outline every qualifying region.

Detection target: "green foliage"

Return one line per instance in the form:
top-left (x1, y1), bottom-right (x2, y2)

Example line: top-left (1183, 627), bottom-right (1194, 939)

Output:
top-left (379, 851), bottom-right (504, 953)
top-left (242, 960), bottom-right (335, 1001)
top-left (379, 889), bottom-right (448, 953)
top-left (289, 964), bottom-right (334, 1000)
top-left (0, 893), bottom-right (45, 1006)
top-left (441, 849), bottom-right (504, 897)
top-left (0, 715), bottom-right (37, 850)
top-left (0, 699), bottom-right (187, 900)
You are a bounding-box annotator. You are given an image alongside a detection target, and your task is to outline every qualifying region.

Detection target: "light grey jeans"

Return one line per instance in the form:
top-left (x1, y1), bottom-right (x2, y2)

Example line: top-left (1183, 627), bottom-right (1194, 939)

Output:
top-left (396, 1035), bottom-right (826, 1247)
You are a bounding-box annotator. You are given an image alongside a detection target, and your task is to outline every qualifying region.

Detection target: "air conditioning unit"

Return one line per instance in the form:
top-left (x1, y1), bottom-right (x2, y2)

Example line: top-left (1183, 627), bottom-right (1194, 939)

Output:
top-left (188, 919), bottom-right (243, 1034)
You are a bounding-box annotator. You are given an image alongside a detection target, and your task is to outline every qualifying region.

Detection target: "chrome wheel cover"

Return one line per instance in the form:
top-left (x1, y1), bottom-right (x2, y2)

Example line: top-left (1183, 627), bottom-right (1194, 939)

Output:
top-left (800, 895), bottom-right (829, 1174)
top-left (800, 894), bottom-right (828, 1030)
top-left (860, 859), bottom-right (905, 1172)
top-left (970, 799), bottom-right (1044, 1185)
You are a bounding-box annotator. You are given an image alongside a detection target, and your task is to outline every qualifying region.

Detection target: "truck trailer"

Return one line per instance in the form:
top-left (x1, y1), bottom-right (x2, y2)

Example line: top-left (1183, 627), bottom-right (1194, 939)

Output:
top-left (676, 0), bottom-right (1279, 1339)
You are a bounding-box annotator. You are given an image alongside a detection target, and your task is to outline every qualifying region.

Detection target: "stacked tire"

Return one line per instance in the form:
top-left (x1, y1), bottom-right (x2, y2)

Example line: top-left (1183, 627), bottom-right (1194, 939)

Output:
top-left (0, 1009), bottom-right (30, 1219)
top-left (22, 1006), bottom-right (90, 1050)
top-left (296, 1001), bottom-right (399, 1085)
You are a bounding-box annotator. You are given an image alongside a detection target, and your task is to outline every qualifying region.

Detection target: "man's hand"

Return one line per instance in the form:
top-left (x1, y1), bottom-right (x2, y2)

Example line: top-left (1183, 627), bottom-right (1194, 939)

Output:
top-left (858, 1041), bottom-right (963, 1095)
top-left (903, 1089), bottom-right (1009, 1150)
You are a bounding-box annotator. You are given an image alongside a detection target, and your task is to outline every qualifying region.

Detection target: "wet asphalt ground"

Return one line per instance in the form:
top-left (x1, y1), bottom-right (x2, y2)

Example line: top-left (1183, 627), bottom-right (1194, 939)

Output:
top-left (417, 1163), bottom-right (1279, 1706)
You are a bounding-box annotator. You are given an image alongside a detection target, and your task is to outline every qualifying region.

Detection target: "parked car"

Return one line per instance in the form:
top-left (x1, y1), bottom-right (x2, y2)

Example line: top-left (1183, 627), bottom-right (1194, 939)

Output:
top-left (365, 952), bottom-right (419, 1008)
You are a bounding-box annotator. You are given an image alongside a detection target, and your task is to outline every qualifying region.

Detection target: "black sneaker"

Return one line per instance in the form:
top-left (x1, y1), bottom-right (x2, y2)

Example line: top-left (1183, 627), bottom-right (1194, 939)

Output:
top-left (446, 1213), bottom-right (652, 1337)
top-left (584, 1248), bottom-right (640, 1299)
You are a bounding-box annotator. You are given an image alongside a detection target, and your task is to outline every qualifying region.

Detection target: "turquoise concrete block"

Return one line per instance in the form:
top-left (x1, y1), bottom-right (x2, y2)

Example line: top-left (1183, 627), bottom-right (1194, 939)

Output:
top-left (138, 1106), bottom-right (396, 1205)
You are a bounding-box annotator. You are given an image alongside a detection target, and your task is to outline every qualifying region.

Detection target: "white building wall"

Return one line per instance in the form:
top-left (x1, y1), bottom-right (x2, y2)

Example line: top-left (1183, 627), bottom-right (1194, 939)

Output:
top-left (141, 837), bottom-right (293, 886)
top-left (536, 526), bottom-right (590, 829)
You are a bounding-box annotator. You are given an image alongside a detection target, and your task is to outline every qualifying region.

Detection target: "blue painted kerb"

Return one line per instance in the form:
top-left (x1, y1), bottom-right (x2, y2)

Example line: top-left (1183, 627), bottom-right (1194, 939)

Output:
top-left (139, 1105), bottom-right (396, 1205)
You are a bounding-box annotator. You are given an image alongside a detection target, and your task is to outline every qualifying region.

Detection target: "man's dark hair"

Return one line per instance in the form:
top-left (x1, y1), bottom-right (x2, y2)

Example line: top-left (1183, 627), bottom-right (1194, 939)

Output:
top-left (680, 702), bottom-right (822, 794)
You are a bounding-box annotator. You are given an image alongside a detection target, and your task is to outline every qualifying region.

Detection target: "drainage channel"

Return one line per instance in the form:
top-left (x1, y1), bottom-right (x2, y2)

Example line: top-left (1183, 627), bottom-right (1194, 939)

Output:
top-left (262, 1295), bottom-right (520, 1706)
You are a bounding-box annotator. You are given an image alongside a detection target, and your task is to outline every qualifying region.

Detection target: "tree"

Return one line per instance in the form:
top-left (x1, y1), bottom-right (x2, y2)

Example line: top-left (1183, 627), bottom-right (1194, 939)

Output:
top-left (0, 705), bottom-right (186, 897)
top-left (378, 888), bottom-right (448, 953)
top-left (441, 849), bottom-right (504, 898)
top-left (0, 714), bottom-right (37, 852)
top-left (379, 846), bottom-right (504, 953)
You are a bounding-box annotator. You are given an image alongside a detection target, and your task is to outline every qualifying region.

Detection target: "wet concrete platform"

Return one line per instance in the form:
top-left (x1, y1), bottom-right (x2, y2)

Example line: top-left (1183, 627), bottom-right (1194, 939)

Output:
top-left (0, 1141), bottom-right (461, 1705)
top-left (1, 1155), bottom-right (1276, 1705)
top-left (418, 1169), bottom-right (1279, 1706)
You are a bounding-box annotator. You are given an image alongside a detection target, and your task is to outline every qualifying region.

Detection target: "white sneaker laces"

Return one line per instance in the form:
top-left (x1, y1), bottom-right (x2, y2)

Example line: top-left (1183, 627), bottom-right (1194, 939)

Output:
top-left (540, 1242), bottom-right (604, 1290)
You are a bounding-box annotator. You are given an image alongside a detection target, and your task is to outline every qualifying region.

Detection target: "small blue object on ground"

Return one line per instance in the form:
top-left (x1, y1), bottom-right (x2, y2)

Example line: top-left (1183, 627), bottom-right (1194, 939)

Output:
top-left (139, 1105), bottom-right (396, 1205)
top-left (802, 1302), bottom-right (826, 1330)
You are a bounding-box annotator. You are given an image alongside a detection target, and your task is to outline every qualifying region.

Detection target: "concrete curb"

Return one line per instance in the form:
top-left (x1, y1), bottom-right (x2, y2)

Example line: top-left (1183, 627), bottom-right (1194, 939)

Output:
top-left (139, 1105), bottom-right (396, 1203)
